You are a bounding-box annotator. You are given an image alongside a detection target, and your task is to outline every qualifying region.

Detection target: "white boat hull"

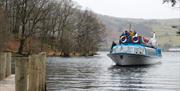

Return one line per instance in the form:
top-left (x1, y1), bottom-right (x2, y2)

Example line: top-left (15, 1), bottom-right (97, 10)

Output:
top-left (108, 54), bottom-right (161, 66)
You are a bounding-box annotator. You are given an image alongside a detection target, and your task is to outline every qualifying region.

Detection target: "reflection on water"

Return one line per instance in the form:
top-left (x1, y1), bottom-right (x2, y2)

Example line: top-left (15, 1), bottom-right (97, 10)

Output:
top-left (47, 52), bottom-right (180, 91)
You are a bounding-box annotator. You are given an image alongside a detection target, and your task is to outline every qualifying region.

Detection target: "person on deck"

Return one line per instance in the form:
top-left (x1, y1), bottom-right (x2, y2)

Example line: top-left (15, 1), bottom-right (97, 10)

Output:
top-left (129, 30), bottom-right (134, 37)
top-left (110, 41), bottom-right (117, 53)
top-left (119, 32), bottom-right (125, 44)
top-left (124, 30), bottom-right (130, 36)
top-left (133, 30), bottom-right (137, 36)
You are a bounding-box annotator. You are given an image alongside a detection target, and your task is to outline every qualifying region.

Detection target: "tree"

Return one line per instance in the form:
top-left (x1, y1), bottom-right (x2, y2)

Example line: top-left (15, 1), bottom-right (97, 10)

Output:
top-left (2, 0), bottom-right (52, 54)
top-left (163, 0), bottom-right (180, 36)
top-left (52, 0), bottom-right (76, 55)
top-left (0, 0), bottom-right (105, 56)
top-left (163, 0), bottom-right (179, 6)
top-left (0, 7), bottom-right (10, 51)
top-left (74, 10), bottom-right (105, 55)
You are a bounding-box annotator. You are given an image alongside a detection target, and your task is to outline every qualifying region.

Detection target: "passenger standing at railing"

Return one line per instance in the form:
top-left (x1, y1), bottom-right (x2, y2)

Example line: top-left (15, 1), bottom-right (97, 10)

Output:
top-left (110, 41), bottom-right (117, 53)
top-left (119, 32), bottom-right (125, 44)
top-left (124, 30), bottom-right (130, 36)
top-left (149, 32), bottom-right (158, 48)
top-left (129, 30), bottom-right (134, 37)
top-left (133, 30), bottom-right (137, 35)
top-left (124, 30), bottom-right (131, 43)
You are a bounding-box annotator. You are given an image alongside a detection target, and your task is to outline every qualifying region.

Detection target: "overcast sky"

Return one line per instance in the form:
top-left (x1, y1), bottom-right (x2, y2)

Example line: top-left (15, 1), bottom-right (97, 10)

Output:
top-left (73, 0), bottom-right (180, 19)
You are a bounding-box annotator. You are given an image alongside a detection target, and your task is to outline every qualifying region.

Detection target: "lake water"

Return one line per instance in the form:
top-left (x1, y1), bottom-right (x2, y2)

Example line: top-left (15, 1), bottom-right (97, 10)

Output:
top-left (47, 52), bottom-right (180, 91)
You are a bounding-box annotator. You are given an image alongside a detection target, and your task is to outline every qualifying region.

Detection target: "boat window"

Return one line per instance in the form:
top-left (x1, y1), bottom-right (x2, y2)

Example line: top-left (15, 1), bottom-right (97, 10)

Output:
top-left (145, 47), bottom-right (156, 56)
top-left (127, 46), bottom-right (134, 54)
top-left (112, 45), bottom-right (146, 55)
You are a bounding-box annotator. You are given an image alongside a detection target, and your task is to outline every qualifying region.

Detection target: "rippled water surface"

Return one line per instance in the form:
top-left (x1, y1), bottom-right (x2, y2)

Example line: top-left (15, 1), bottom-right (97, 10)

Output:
top-left (47, 52), bottom-right (180, 91)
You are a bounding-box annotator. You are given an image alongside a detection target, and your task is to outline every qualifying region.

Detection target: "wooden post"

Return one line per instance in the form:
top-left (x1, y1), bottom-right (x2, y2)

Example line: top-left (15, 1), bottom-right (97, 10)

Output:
top-left (6, 52), bottom-right (11, 77)
top-left (0, 53), bottom-right (6, 80)
top-left (15, 57), bottom-right (29, 91)
top-left (28, 53), bottom-right (47, 91)
top-left (39, 52), bottom-right (47, 91)
top-left (11, 57), bottom-right (17, 74)
top-left (38, 54), bottom-right (43, 91)
top-left (28, 55), bottom-right (39, 91)
top-left (15, 52), bottom-right (47, 91)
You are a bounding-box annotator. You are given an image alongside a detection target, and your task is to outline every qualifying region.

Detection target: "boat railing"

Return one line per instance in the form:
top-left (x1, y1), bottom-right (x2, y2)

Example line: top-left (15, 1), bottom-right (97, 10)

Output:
top-left (112, 45), bottom-right (146, 55)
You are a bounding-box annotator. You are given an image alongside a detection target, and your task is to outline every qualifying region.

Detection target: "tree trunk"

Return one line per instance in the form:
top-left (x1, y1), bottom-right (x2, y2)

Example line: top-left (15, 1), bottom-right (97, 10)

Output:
top-left (18, 39), bottom-right (26, 54)
top-left (18, 22), bottom-right (26, 54)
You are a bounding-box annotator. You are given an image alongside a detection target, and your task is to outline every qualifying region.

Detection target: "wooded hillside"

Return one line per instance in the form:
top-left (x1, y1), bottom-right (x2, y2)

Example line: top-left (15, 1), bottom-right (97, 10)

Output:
top-left (99, 15), bottom-right (180, 51)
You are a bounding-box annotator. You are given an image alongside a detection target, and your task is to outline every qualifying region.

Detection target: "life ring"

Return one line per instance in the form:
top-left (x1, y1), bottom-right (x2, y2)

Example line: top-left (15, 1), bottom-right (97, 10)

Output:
top-left (132, 36), bottom-right (140, 43)
top-left (141, 37), bottom-right (149, 44)
top-left (120, 36), bottom-right (127, 43)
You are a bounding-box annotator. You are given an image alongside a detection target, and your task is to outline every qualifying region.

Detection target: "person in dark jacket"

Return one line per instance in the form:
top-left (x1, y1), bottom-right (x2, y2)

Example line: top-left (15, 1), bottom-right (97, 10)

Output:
top-left (110, 41), bottom-right (117, 53)
top-left (125, 30), bottom-right (130, 36)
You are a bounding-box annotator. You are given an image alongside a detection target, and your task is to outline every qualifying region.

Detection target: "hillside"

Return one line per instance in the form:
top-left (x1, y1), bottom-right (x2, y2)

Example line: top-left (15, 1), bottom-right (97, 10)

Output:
top-left (98, 15), bottom-right (180, 51)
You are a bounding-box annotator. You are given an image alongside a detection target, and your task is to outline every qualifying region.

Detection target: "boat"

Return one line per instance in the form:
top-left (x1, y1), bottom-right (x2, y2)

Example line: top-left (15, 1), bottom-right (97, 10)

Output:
top-left (107, 30), bottom-right (162, 66)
